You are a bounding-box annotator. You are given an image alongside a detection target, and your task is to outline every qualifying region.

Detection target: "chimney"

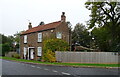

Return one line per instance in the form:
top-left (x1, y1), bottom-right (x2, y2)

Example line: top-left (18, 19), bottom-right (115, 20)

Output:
top-left (28, 22), bottom-right (32, 29)
top-left (61, 12), bottom-right (66, 22)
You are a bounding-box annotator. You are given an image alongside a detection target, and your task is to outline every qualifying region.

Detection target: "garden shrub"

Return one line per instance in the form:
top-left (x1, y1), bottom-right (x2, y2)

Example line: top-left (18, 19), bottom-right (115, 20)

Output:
top-left (43, 50), bottom-right (56, 62)
top-left (12, 53), bottom-right (20, 59)
top-left (42, 38), bottom-right (69, 62)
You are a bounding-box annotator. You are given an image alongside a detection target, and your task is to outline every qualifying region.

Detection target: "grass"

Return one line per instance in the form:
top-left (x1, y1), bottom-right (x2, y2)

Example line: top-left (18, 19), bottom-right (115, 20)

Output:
top-left (1, 56), bottom-right (119, 67)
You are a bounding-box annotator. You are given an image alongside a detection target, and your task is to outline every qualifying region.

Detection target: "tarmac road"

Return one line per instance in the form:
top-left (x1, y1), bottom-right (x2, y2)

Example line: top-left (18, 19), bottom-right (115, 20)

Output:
top-left (1, 59), bottom-right (119, 77)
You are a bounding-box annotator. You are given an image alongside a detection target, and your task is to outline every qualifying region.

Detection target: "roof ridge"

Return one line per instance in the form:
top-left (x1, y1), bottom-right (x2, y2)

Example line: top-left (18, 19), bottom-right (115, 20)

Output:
top-left (21, 21), bottom-right (61, 35)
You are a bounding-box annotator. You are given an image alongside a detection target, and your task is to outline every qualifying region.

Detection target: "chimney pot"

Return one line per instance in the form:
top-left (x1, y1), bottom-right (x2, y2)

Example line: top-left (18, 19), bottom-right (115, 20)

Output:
top-left (61, 12), bottom-right (66, 22)
top-left (62, 12), bottom-right (65, 15)
top-left (28, 22), bottom-right (32, 29)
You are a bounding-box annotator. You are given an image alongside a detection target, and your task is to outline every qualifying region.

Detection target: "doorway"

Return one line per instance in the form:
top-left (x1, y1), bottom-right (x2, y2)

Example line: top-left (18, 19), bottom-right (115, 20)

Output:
top-left (28, 48), bottom-right (35, 60)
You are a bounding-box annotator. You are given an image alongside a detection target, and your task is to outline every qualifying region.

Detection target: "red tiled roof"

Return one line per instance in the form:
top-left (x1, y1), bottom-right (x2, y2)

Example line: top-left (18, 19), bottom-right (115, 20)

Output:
top-left (21, 21), bottom-right (61, 35)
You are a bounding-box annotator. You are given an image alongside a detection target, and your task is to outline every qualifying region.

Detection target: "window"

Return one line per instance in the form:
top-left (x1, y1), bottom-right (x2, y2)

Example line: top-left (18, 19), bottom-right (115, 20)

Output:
top-left (38, 47), bottom-right (42, 56)
top-left (38, 33), bottom-right (42, 42)
top-left (24, 47), bottom-right (27, 58)
top-left (56, 32), bottom-right (62, 39)
top-left (24, 35), bottom-right (27, 43)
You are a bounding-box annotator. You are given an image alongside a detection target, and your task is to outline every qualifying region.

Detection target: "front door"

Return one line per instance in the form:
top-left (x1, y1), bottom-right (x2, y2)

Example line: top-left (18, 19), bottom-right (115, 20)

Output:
top-left (30, 49), bottom-right (34, 60)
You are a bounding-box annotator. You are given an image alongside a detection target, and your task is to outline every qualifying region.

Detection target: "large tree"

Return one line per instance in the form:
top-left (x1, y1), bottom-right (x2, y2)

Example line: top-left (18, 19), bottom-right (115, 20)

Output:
top-left (72, 23), bottom-right (90, 48)
top-left (85, 2), bottom-right (120, 28)
top-left (85, 2), bottom-right (120, 51)
top-left (85, 2), bottom-right (120, 38)
top-left (92, 27), bottom-right (110, 51)
top-left (0, 34), bottom-right (13, 55)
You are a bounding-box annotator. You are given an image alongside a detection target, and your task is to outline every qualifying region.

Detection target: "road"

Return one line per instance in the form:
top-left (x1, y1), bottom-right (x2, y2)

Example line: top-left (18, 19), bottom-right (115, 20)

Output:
top-left (1, 59), bottom-right (119, 76)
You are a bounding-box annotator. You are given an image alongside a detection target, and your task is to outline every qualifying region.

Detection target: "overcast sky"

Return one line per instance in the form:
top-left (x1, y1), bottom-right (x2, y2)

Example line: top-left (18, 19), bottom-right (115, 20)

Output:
top-left (0, 0), bottom-right (91, 36)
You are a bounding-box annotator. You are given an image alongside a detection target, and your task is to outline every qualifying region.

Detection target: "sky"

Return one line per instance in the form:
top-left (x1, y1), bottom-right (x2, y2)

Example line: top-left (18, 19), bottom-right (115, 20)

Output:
top-left (0, 0), bottom-right (91, 36)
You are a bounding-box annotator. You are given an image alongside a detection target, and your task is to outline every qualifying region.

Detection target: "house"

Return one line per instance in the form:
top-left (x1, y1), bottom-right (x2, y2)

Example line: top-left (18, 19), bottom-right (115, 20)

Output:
top-left (20, 12), bottom-right (70, 60)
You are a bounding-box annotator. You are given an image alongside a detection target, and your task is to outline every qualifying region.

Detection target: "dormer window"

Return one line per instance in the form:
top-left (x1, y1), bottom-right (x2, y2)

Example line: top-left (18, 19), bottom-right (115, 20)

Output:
top-left (38, 33), bottom-right (42, 42)
top-left (56, 32), bottom-right (62, 39)
top-left (24, 35), bottom-right (27, 43)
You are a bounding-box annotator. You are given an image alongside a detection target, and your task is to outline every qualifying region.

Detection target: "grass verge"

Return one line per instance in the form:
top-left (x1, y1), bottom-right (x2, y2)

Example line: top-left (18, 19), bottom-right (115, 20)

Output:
top-left (1, 56), bottom-right (119, 68)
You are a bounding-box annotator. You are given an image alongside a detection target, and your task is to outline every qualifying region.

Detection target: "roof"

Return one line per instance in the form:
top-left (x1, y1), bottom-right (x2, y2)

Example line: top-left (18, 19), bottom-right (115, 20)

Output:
top-left (75, 46), bottom-right (95, 51)
top-left (21, 21), bottom-right (62, 35)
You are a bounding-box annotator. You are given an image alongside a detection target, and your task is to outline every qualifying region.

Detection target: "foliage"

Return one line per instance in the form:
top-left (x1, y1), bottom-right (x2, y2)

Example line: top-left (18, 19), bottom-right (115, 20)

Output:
top-left (0, 34), bottom-right (15, 51)
top-left (85, 2), bottom-right (120, 51)
top-left (91, 25), bottom-right (120, 51)
top-left (43, 39), bottom-right (69, 52)
top-left (43, 50), bottom-right (56, 62)
top-left (7, 36), bottom-right (15, 51)
top-left (42, 39), bottom-right (69, 62)
top-left (72, 23), bottom-right (90, 48)
top-left (0, 32), bottom-right (21, 54)
top-left (0, 34), bottom-right (8, 44)
top-left (14, 32), bottom-right (20, 44)
top-left (85, 2), bottom-right (120, 28)
top-left (12, 53), bottom-right (20, 59)
top-left (1, 43), bottom-right (10, 56)
top-left (92, 27), bottom-right (110, 51)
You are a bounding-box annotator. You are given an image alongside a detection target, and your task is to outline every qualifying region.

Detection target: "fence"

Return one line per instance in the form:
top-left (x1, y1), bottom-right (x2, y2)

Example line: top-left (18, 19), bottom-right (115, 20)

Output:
top-left (55, 51), bottom-right (119, 64)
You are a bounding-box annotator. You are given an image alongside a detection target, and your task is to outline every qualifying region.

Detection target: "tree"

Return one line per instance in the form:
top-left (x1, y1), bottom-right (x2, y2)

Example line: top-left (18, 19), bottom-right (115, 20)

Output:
top-left (14, 32), bottom-right (20, 44)
top-left (14, 32), bottom-right (21, 50)
top-left (92, 27), bottom-right (110, 51)
top-left (1, 43), bottom-right (10, 56)
top-left (85, 2), bottom-right (120, 51)
top-left (7, 35), bottom-right (14, 50)
top-left (0, 34), bottom-right (15, 56)
top-left (85, 2), bottom-right (120, 28)
top-left (72, 23), bottom-right (90, 48)
top-left (1, 34), bottom-right (8, 44)
top-left (67, 21), bottom-right (72, 51)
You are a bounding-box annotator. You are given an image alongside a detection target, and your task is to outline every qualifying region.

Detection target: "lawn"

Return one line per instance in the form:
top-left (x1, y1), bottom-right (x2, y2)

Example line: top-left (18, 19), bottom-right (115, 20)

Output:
top-left (1, 56), bottom-right (119, 68)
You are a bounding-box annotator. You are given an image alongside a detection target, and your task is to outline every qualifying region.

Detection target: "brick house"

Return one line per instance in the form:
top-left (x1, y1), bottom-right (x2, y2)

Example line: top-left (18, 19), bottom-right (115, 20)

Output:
top-left (20, 12), bottom-right (70, 60)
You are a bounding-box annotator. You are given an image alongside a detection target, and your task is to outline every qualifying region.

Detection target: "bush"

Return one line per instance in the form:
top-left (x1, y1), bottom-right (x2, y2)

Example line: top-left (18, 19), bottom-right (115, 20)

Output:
top-left (12, 53), bottom-right (20, 59)
top-left (42, 38), bottom-right (69, 62)
top-left (43, 50), bottom-right (56, 62)
top-left (2, 43), bottom-right (10, 56)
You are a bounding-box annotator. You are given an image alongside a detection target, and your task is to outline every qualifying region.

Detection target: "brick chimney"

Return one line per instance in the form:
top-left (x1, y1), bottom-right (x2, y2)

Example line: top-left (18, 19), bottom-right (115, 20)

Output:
top-left (28, 22), bottom-right (32, 29)
top-left (61, 12), bottom-right (66, 22)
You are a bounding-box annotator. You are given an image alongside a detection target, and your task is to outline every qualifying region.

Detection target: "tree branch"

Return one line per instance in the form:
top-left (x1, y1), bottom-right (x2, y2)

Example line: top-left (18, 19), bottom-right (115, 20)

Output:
top-left (116, 15), bottom-right (120, 24)
top-left (105, 2), bottom-right (116, 18)
top-left (100, 3), bottom-right (114, 22)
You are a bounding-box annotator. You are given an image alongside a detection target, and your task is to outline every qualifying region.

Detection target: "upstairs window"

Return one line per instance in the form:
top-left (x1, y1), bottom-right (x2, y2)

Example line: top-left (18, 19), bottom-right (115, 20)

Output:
top-left (24, 35), bottom-right (27, 43)
top-left (38, 47), bottom-right (42, 56)
top-left (38, 33), bottom-right (42, 42)
top-left (56, 32), bottom-right (62, 39)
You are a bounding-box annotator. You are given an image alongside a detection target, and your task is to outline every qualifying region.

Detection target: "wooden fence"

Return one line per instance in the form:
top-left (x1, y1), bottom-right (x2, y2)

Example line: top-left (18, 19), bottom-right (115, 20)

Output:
top-left (55, 51), bottom-right (119, 64)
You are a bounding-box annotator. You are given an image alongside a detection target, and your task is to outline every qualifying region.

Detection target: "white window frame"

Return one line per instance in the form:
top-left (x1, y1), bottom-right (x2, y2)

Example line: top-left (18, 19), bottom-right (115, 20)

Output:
top-left (38, 33), bottom-right (42, 42)
top-left (37, 47), bottom-right (42, 56)
top-left (24, 35), bottom-right (27, 43)
top-left (56, 32), bottom-right (62, 39)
